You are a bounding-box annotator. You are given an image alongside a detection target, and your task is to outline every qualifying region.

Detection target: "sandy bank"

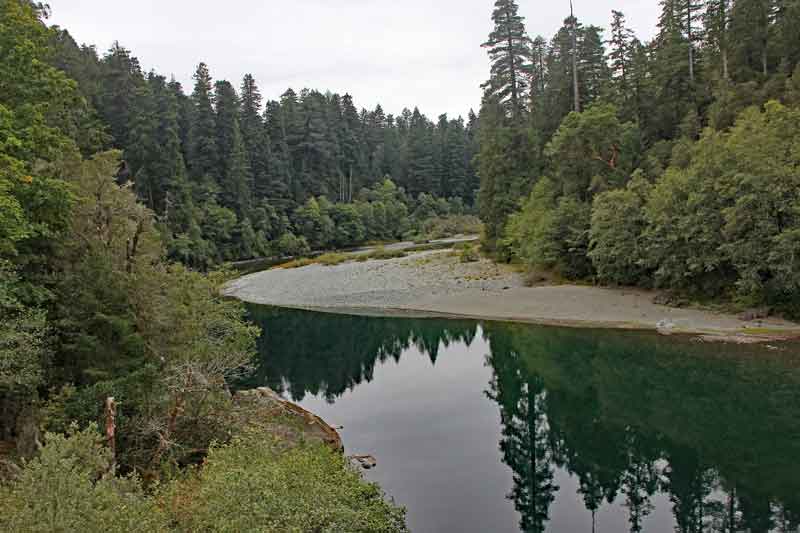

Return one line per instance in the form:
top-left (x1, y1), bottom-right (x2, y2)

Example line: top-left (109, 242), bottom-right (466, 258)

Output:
top-left (225, 250), bottom-right (800, 342)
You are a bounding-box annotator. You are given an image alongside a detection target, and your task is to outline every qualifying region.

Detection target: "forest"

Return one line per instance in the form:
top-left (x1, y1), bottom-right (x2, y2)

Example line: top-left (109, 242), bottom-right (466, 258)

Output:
top-left (53, 33), bottom-right (480, 267)
top-left (2, 0), bottom-right (800, 530)
top-left (478, 0), bottom-right (800, 315)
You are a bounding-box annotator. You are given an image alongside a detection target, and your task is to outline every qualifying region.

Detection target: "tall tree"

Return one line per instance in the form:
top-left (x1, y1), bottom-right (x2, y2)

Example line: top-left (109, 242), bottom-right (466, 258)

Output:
top-left (570, 1), bottom-right (581, 112)
top-left (704, 0), bottom-right (731, 80)
top-left (187, 63), bottom-right (218, 186)
top-left (678, 0), bottom-right (706, 83)
top-left (98, 42), bottom-right (144, 148)
top-left (239, 74), bottom-right (269, 201)
top-left (481, 0), bottom-right (533, 120)
top-left (608, 11), bottom-right (637, 104)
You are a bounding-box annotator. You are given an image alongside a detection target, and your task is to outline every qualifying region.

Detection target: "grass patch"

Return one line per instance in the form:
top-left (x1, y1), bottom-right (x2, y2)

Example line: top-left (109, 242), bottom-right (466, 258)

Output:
top-left (316, 252), bottom-right (349, 266)
top-left (355, 247), bottom-right (408, 262)
top-left (276, 257), bottom-right (316, 269)
top-left (458, 245), bottom-right (480, 263)
top-left (276, 252), bottom-right (350, 269)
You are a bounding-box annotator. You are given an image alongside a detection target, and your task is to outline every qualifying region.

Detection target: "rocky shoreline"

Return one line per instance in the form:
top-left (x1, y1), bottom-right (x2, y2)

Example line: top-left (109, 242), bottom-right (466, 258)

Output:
top-left (225, 249), bottom-right (800, 343)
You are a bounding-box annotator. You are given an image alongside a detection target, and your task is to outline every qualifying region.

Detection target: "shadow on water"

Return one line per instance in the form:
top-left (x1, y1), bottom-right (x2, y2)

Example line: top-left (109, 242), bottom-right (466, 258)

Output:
top-left (243, 305), bottom-right (800, 533)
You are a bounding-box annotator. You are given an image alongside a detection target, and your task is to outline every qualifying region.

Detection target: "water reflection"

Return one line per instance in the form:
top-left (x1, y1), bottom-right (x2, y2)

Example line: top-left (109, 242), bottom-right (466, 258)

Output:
top-left (245, 306), bottom-right (800, 533)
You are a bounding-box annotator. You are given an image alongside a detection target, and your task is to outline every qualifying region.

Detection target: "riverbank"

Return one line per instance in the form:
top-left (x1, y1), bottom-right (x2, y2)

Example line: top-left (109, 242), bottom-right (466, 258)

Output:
top-left (225, 249), bottom-right (800, 343)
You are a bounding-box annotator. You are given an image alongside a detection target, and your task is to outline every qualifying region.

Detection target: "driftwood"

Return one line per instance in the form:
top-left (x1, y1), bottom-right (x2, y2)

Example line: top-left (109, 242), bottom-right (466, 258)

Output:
top-left (105, 397), bottom-right (117, 471)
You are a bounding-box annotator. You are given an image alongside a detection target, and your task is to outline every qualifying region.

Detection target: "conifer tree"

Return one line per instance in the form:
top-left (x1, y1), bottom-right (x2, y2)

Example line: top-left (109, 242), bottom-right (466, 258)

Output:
top-left (223, 120), bottom-right (252, 215)
top-left (263, 100), bottom-right (293, 203)
top-left (98, 42), bottom-right (144, 147)
top-left (187, 63), bottom-right (219, 185)
top-left (239, 74), bottom-right (270, 201)
top-left (729, 0), bottom-right (777, 79)
top-left (704, 0), bottom-right (731, 80)
top-left (678, 0), bottom-right (706, 83)
top-left (406, 108), bottom-right (435, 197)
top-left (481, 0), bottom-right (533, 120)
top-left (608, 11), bottom-right (636, 102)
top-left (579, 25), bottom-right (610, 106)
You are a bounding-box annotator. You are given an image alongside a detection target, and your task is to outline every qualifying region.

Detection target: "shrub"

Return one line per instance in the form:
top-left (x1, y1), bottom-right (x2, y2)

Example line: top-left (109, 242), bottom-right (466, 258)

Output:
top-left (459, 245), bottom-right (480, 263)
top-left (167, 430), bottom-right (408, 533)
top-left (420, 215), bottom-right (483, 240)
top-left (589, 174), bottom-right (652, 286)
top-left (316, 252), bottom-right (349, 266)
top-left (0, 425), bottom-right (169, 533)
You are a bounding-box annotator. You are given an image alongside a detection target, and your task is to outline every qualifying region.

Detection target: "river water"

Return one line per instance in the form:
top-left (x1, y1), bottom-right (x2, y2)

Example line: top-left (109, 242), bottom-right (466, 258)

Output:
top-left (242, 306), bottom-right (800, 533)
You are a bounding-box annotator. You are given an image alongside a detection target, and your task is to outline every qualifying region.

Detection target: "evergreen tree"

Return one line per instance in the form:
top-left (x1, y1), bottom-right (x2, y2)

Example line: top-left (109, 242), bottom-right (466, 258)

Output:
top-left (704, 0), bottom-right (731, 80)
top-left (239, 74), bottom-right (270, 201)
top-left (406, 108), bottom-right (435, 197)
top-left (187, 63), bottom-right (219, 186)
top-left (263, 99), bottom-right (293, 204)
top-left (730, 0), bottom-right (776, 79)
top-left (481, 0), bottom-right (533, 120)
top-left (98, 42), bottom-right (144, 147)
top-left (608, 11), bottom-right (637, 110)
top-left (677, 0), bottom-right (706, 83)
top-left (579, 25), bottom-right (610, 107)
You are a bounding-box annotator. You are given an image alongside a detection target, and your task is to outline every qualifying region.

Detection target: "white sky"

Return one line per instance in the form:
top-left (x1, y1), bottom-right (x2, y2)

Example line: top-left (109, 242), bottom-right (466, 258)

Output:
top-left (47, 0), bottom-right (660, 119)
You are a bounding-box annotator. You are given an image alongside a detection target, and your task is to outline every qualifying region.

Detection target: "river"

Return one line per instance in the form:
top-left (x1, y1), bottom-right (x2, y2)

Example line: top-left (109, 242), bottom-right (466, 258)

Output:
top-left (240, 305), bottom-right (800, 533)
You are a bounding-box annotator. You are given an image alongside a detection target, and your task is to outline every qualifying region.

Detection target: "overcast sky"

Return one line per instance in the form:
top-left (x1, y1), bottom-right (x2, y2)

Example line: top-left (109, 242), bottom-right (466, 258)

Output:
top-left (47, 0), bottom-right (660, 119)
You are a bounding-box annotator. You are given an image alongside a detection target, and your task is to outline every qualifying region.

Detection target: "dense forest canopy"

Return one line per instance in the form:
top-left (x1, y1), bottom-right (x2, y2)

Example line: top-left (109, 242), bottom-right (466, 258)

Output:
top-left (2, 0), bottom-right (800, 529)
top-left (478, 0), bottom-right (800, 315)
top-left (51, 31), bottom-right (481, 267)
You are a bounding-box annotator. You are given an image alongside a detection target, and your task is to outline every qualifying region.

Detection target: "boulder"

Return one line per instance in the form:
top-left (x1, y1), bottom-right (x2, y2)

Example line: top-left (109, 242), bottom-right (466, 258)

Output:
top-left (234, 388), bottom-right (343, 452)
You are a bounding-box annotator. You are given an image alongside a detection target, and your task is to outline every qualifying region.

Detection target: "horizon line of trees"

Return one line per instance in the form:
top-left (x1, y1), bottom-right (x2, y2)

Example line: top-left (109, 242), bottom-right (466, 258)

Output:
top-left (478, 0), bottom-right (800, 315)
top-left (51, 31), bottom-right (480, 266)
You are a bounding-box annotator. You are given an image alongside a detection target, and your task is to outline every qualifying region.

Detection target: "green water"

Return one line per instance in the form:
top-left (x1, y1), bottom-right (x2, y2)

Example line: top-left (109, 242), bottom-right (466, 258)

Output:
top-left (243, 306), bottom-right (800, 533)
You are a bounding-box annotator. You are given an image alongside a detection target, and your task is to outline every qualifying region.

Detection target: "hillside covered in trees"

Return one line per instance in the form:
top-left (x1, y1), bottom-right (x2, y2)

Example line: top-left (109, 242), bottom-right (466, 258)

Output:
top-left (52, 33), bottom-right (480, 267)
top-left (478, 0), bottom-right (800, 315)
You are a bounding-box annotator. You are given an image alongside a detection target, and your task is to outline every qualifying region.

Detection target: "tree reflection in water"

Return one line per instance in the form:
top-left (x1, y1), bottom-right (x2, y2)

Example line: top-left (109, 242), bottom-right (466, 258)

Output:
top-left (244, 306), bottom-right (800, 533)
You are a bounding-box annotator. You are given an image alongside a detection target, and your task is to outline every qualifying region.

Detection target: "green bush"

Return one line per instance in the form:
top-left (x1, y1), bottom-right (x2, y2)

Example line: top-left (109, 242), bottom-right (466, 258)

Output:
top-left (167, 430), bottom-right (408, 533)
top-left (0, 425), bottom-right (169, 533)
top-left (316, 252), bottom-right (349, 266)
top-left (506, 179), bottom-right (593, 279)
top-left (459, 245), bottom-right (480, 263)
top-left (420, 215), bottom-right (483, 240)
top-left (589, 174), bottom-right (652, 286)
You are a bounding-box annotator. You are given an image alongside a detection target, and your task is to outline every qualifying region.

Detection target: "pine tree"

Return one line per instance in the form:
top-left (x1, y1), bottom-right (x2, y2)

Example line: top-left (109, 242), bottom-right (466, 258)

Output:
top-left (569, 1), bottom-right (581, 112)
top-left (444, 117), bottom-right (469, 199)
top-left (608, 11), bottom-right (636, 101)
top-left (530, 36), bottom-right (549, 114)
top-left (481, 0), bottom-right (533, 120)
top-left (98, 42), bottom-right (144, 147)
top-left (239, 74), bottom-right (270, 201)
top-left (730, 0), bottom-right (775, 79)
top-left (650, 0), bottom-right (695, 139)
top-left (223, 120), bottom-right (251, 216)
top-left (406, 108), bottom-right (435, 198)
top-left (773, 0), bottom-right (800, 73)
top-left (704, 0), bottom-right (731, 80)
top-left (187, 63), bottom-right (219, 186)
top-left (579, 25), bottom-right (610, 106)
top-left (263, 99), bottom-right (293, 204)
top-left (678, 0), bottom-right (706, 83)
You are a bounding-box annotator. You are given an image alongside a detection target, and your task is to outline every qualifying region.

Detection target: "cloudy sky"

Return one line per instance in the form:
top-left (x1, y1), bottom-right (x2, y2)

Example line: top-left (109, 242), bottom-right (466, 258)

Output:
top-left (48, 0), bottom-right (660, 119)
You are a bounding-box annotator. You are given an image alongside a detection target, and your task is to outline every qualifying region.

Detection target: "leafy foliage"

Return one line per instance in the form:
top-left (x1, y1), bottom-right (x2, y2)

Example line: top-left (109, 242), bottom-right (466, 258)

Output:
top-left (479, 0), bottom-right (800, 315)
top-left (0, 425), bottom-right (169, 533)
top-left (167, 430), bottom-right (408, 533)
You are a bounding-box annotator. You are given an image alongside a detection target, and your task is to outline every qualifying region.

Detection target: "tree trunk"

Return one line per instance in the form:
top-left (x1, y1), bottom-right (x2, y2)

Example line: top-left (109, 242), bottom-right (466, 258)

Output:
top-left (723, 48), bottom-right (730, 80)
top-left (105, 397), bottom-right (117, 472)
top-left (570, 2), bottom-right (581, 113)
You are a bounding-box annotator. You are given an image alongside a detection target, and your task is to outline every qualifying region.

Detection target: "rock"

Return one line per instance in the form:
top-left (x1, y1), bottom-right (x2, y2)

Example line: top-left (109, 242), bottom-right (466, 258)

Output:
top-left (657, 319), bottom-right (676, 333)
top-left (351, 454), bottom-right (377, 470)
top-left (234, 387), bottom-right (343, 452)
top-left (738, 307), bottom-right (772, 322)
